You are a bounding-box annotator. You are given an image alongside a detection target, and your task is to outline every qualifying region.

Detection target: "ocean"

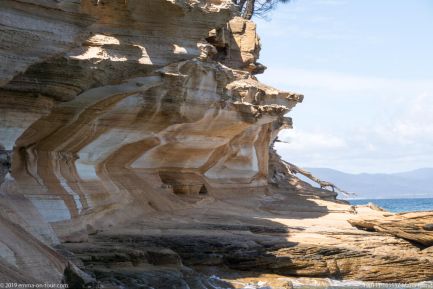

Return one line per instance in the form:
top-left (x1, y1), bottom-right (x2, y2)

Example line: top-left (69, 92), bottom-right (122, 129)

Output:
top-left (349, 197), bottom-right (433, 213)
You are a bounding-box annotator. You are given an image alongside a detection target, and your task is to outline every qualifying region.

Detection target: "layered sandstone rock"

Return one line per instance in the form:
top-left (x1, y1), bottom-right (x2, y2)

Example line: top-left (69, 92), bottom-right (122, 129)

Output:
top-left (1, 1), bottom-right (433, 288)
top-left (0, 0), bottom-right (301, 286)
top-left (349, 211), bottom-right (433, 247)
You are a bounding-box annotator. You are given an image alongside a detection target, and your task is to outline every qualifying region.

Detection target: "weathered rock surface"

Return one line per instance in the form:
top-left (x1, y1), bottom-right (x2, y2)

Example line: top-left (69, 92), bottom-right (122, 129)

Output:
top-left (1, 0), bottom-right (433, 288)
top-left (60, 182), bottom-right (433, 286)
top-left (349, 211), bottom-right (433, 247)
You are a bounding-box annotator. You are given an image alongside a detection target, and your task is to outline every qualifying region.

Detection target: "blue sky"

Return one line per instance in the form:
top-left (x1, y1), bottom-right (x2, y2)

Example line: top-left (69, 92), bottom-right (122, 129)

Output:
top-left (255, 0), bottom-right (433, 173)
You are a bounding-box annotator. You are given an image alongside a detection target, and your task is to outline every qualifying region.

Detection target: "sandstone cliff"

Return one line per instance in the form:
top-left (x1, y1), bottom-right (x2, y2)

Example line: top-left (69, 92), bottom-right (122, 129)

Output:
top-left (1, 1), bottom-right (433, 288)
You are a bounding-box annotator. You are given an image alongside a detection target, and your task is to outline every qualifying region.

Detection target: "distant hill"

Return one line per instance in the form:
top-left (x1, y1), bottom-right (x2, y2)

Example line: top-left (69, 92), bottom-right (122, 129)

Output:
top-left (301, 167), bottom-right (433, 199)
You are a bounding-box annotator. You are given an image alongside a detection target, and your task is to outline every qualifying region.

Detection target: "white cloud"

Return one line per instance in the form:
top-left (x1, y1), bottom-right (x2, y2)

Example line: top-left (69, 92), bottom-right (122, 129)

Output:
top-left (278, 129), bottom-right (347, 151)
top-left (259, 67), bottom-right (433, 96)
top-left (255, 0), bottom-right (433, 174)
top-left (373, 93), bottom-right (433, 143)
top-left (275, 90), bottom-right (433, 173)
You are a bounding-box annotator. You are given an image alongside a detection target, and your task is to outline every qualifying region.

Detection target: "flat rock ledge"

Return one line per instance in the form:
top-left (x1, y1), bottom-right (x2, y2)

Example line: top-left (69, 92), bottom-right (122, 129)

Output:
top-left (349, 211), bottom-right (433, 247)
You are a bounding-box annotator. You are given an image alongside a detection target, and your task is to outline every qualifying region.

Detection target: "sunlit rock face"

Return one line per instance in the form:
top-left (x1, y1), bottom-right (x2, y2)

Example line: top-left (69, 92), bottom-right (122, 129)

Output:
top-left (10, 58), bottom-right (299, 235)
top-left (0, 0), bottom-right (302, 284)
top-left (3, 1), bottom-right (433, 288)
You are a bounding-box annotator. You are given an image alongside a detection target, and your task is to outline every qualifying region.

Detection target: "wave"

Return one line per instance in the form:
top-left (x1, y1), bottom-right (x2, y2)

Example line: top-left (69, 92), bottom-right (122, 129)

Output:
top-left (207, 275), bottom-right (433, 289)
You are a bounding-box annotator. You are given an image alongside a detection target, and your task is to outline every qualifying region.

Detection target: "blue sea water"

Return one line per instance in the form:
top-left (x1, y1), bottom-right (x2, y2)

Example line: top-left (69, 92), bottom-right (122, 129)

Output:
top-left (349, 197), bottom-right (433, 213)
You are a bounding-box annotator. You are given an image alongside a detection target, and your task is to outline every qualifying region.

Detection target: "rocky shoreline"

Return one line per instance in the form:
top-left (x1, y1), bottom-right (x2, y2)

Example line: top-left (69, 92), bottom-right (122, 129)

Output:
top-left (1, 0), bottom-right (433, 288)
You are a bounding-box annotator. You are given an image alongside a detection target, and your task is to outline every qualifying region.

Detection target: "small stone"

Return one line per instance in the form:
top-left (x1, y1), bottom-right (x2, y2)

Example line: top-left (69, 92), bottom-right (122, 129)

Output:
top-left (146, 248), bottom-right (182, 266)
top-left (282, 281), bottom-right (294, 289)
top-left (423, 224), bottom-right (433, 231)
